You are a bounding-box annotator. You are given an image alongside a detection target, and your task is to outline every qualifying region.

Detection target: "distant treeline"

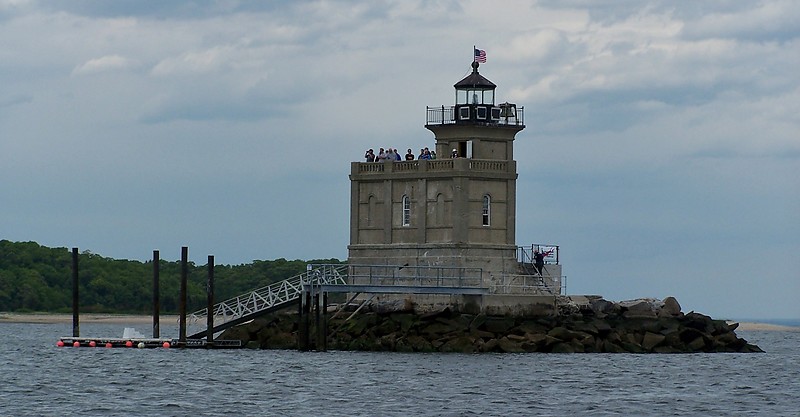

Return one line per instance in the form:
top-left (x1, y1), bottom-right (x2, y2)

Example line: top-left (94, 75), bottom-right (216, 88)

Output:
top-left (0, 240), bottom-right (342, 314)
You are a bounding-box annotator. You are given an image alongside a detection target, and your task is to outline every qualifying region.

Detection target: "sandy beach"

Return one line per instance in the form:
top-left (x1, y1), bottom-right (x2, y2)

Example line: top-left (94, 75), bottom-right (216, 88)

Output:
top-left (0, 312), bottom-right (181, 324)
top-left (732, 322), bottom-right (800, 332)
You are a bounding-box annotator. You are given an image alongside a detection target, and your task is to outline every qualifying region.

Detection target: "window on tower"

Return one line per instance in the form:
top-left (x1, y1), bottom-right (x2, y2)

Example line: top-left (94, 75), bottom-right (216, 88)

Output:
top-left (402, 195), bottom-right (411, 226)
top-left (482, 194), bottom-right (491, 226)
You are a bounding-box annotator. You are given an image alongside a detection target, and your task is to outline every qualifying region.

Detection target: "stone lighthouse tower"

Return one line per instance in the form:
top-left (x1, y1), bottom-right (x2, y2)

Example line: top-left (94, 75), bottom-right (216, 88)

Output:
top-left (348, 61), bottom-right (560, 292)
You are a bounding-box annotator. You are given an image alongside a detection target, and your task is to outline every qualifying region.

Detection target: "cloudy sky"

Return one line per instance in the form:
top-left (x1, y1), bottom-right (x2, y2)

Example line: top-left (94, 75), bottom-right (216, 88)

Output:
top-left (1, 0), bottom-right (798, 320)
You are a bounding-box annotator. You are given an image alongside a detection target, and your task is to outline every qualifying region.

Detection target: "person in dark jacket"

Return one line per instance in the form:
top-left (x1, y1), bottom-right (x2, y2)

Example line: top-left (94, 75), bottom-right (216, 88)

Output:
top-left (534, 248), bottom-right (554, 275)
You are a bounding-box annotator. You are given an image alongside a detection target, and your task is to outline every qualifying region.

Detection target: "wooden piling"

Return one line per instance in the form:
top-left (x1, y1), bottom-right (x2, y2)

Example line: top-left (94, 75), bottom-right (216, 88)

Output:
top-left (152, 250), bottom-right (160, 338)
top-left (71, 247), bottom-right (79, 338)
top-left (299, 289), bottom-right (311, 351)
top-left (314, 292), bottom-right (322, 351)
top-left (206, 255), bottom-right (214, 347)
top-left (321, 291), bottom-right (328, 352)
top-left (179, 246), bottom-right (188, 345)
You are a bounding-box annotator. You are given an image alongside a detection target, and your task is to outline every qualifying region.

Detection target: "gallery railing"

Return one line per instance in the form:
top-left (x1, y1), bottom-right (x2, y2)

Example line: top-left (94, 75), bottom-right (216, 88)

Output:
top-left (425, 105), bottom-right (524, 126)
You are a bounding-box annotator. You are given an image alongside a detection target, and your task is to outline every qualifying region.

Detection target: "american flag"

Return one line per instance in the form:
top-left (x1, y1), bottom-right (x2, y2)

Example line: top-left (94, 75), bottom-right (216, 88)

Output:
top-left (474, 48), bottom-right (487, 63)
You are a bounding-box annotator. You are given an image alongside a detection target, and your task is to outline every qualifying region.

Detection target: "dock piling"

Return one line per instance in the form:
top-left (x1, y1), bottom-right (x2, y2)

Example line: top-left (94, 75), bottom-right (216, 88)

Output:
top-left (71, 247), bottom-right (79, 338)
top-left (206, 255), bottom-right (215, 347)
top-left (152, 249), bottom-right (160, 338)
top-left (179, 246), bottom-right (188, 345)
top-left (299, 289), bottom-right (311, 351)
top-left (320, 291), bottom-right (328, 352)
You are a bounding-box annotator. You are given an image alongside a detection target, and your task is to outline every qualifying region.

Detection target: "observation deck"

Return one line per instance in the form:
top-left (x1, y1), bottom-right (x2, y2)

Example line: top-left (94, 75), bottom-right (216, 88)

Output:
top-left (351, 158), bottom-right (517, 180)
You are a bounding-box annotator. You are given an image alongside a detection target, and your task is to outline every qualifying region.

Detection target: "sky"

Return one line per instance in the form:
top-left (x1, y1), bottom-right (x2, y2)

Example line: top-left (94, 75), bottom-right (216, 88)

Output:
top-left (1, 0), bottom-right (798, 320)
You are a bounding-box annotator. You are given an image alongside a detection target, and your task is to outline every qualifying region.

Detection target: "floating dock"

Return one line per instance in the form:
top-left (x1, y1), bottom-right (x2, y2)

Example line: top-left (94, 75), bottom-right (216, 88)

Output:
top-left (56, 336), bottom-right (242, 349)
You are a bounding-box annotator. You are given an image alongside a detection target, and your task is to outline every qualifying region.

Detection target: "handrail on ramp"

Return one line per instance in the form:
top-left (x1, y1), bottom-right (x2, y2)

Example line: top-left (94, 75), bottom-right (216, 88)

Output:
top-left (187, 264), bottom-right (347, 339)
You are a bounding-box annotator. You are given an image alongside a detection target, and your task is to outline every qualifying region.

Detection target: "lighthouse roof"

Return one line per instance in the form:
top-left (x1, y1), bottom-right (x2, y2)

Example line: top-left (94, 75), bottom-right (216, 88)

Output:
top-left (454, 61), bottom-right (496, 90)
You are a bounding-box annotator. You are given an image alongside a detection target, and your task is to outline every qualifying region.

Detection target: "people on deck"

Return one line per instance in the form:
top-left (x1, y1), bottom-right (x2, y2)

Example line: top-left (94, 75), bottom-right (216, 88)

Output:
top-left (366, 146), bottom-right (437, 161)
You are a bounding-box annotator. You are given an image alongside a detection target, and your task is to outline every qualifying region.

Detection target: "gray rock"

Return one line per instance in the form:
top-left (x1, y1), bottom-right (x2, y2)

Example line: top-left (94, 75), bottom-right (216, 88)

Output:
top-left (497, 336), bottom-right (525, 353)
top-left (482, 317), bottom-right (516, 334)
top-left (551, 342), bottom-right (575, 353)
top-left (589, 298), bottom-right (617, 315)
top-left (642, 331), bottom-right (666, 350)
top-left (661, 296), bottom-right (682, 316)
top-left (619, 298), bottom-right (657, 312)
top-left (548, 326), bottom-right (580, 342)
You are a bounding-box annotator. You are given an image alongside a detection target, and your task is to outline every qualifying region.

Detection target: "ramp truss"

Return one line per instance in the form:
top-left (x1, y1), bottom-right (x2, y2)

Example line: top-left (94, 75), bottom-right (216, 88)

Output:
top-left (187, 264), bottom-right (347, 338)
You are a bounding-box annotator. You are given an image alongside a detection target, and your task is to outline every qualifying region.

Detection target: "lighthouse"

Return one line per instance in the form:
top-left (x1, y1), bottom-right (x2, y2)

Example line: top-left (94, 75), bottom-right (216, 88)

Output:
top-left (348, 61), bottom-right (561, 294)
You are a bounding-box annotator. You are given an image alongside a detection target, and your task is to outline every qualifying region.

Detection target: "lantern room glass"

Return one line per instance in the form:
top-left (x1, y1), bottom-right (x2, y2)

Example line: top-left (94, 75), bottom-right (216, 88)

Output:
top-left (456, 89), bottom-right (495, 106)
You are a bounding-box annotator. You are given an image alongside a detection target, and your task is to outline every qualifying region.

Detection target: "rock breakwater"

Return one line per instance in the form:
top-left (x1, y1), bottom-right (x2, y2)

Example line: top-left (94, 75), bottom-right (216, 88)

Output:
top-left (219, 296), bottom-right (763, 353)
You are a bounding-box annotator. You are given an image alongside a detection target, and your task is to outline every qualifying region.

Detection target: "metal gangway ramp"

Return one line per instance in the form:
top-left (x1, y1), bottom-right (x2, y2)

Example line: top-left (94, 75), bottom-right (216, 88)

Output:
top-left (187, 264), bottom-right (347, 339)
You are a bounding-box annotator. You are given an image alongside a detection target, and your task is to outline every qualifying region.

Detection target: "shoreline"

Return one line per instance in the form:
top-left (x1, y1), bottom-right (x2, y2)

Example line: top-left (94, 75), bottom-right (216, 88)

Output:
top-left (731, 321), bottom-right (800, 332)
top-left (1, 312), bottom-right (798, 331)
top-left (0, 312), bottom-right (180, 324)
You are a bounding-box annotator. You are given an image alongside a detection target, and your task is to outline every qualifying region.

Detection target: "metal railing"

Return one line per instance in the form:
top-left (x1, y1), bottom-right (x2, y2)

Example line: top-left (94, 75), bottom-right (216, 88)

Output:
top-left (188, 264), bottom-right (348, 327)
top-left (188, 260), bottom-right (572, 335)
top-left (426, 105), bottom-right (524, 126)
top-left (492, 273), bottom-right (565, 295)
top-left (343, 264), bottom-right (485, 289)
top-left (188, 263), bottom-right (485, 329)
top-left (517, 244), bottom-right (559, 265)
top-left (356, 158), bottom-right (509, 175)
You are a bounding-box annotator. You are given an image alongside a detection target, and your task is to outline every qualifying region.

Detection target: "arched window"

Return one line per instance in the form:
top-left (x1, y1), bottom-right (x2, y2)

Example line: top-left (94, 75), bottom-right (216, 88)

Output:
top-left (402, 195), bottom-right (411, 226)
top-left (482, 194), bottom-right (491, 226)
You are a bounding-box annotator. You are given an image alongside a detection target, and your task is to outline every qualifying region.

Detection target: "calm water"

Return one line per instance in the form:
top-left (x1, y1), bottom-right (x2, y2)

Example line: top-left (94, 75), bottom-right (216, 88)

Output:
top-left (1, 321), bottom-right (798, 416)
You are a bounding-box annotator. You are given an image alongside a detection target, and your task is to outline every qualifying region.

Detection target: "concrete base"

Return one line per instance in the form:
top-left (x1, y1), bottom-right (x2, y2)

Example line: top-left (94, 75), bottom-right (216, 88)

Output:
top-left (369, 293), bottom-right (559, 317)
top-left (479, 294), bottom-right (558, 316)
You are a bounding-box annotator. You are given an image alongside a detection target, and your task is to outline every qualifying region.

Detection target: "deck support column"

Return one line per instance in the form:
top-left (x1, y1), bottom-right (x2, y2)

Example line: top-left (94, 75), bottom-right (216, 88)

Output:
top-left (299, 289), bottom-right (311, 351)
top-left (320, 292), bottom-right (328, 352)
top-left (314, 292), bottom-right (321, 351)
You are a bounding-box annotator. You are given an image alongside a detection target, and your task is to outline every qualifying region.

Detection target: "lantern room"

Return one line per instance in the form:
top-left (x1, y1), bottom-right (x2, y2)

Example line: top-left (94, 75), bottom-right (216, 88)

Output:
top-left (454, 61), bottom-right (499, 123)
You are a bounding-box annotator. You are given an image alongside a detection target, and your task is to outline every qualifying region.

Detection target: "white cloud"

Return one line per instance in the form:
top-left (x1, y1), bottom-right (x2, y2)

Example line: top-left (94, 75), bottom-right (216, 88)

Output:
top-left (151, 46), bottom-right (232, 76)
top-left (71, 54), bottom-right (137, 75)
top-left (682, 0), bottom-right (800, 41)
